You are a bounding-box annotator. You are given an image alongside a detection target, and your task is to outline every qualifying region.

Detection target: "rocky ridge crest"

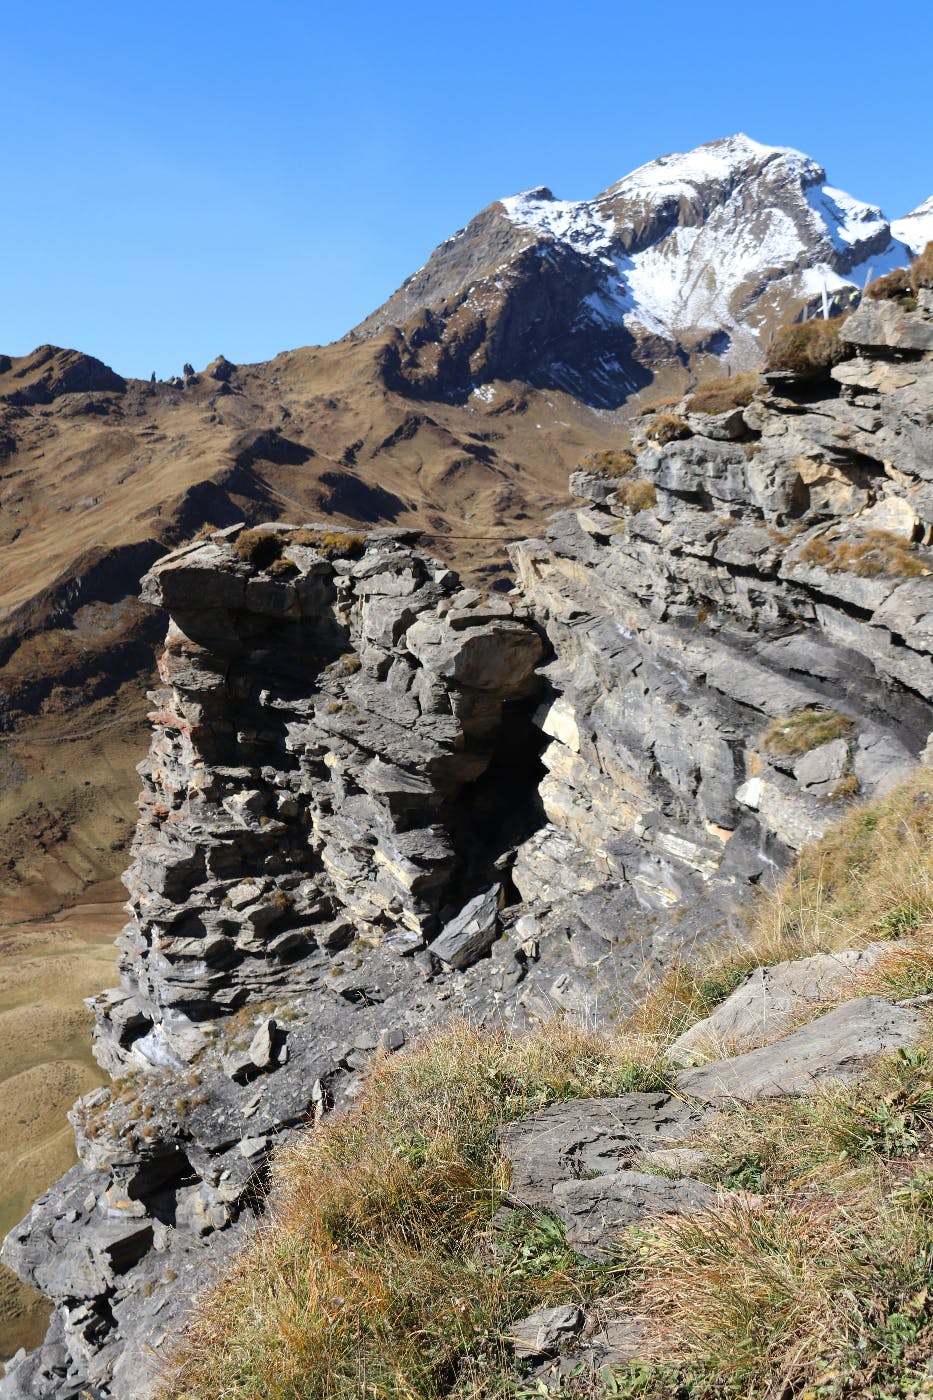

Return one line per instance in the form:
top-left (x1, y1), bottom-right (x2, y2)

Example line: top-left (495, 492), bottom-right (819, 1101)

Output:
top-left (5, 288), bottom-right (933, 1396)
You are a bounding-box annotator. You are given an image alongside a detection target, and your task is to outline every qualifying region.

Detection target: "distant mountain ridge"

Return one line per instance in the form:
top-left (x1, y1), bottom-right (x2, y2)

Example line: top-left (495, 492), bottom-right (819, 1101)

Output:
top-left (353, 133), bottom-right (933, 407)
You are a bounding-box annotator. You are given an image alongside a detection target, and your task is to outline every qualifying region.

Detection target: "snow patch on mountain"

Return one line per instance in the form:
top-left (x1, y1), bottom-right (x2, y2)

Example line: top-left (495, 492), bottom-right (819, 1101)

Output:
top-left (892, 197), bottom-right (933, 255)
top-left (805, 185), bottom-right (888, 251)
top-left (499, 189), bottom-right (614, 255)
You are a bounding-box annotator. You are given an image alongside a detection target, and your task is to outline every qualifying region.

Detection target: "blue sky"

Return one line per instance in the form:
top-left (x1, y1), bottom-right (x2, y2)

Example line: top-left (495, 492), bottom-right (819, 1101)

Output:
top-left (2, 0), bottom-right (931, 379)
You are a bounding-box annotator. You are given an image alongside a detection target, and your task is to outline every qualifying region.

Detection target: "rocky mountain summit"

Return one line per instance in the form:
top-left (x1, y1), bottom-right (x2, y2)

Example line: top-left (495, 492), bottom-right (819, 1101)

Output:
top-left (354, 133), bottom-right (931, 407)
top-left (4, 261), bottom-right (933, 1396)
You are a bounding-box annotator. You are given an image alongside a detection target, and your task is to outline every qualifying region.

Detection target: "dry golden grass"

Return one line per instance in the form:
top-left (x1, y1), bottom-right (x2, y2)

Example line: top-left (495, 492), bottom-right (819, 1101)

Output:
top-left (636, 1177), bottom-right (933, 1396)
top-left (160, 1021), bottom-right (669, 1399)
top-left (623, 1033), bottom-right (933, 1396)
top-left (761, 706), bottom-right (853, 756)
top-left (758, 769), bottom-right (933, 956)
top-left (765, 316), bottom-right (852, 379)
top-left (684, 372), bottom-right (760, 417)
top-left (796, 527), bottom-right (926, 579)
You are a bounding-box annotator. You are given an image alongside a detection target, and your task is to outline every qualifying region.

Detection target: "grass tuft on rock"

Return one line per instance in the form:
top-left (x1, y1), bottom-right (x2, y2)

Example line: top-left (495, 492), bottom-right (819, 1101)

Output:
top-left (578, 449), bottom-right (637, 480)
top-left (612, 480), bottom-right (657, 513)
top-left (765, 317), bottom-right (852, 380)
top-left (762, 706), bottom-right (853, 756)
top-left (644, 413), bottom-right (692, 446)
top-left (868, 241), bottom-right (933, 307)
top-left (232, 527), bottom-right (366, 571)
top-left (684, 372), bottom-right (760, 417)
top-left (797, 526), bottom-right (926, 579)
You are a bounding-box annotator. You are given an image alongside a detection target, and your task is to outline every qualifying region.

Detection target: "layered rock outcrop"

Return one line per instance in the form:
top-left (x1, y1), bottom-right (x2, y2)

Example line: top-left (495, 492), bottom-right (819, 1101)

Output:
top-left (5, 290), bottom-right (933, 1397)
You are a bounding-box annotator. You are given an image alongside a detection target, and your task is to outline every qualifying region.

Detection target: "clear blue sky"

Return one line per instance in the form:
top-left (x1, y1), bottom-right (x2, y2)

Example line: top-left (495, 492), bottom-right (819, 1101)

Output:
top-left (2, 0), bottom-right (931, 380)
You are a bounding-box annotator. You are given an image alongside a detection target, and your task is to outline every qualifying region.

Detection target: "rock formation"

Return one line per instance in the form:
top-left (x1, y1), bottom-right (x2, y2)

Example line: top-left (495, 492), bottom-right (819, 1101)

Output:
top-left (5, 286), bottom-right (933, 1396)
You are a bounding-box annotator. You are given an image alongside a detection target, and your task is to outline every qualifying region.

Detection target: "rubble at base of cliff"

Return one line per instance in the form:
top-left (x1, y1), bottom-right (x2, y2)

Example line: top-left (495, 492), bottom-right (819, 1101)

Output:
top-left (5, 291), bottom-right (933, 1399)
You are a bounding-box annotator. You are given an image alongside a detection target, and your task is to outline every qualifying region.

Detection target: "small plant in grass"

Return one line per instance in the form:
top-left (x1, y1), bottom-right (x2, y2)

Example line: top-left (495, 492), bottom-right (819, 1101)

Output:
top-left (766, 316), bottom-right (853, 380)
top-left (762, 706), bottom-right (853, 756)
top-left (874, 902), bottom-right (928, 941)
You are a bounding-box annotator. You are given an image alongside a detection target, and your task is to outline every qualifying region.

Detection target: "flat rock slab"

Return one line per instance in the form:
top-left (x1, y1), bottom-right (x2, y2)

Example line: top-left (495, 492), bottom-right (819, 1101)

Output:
top-left (669, 947), bottom-right (891, 1062)
top-left (510, 1304), bottom-right (583, 1359)
top-left (428, 885), bottom-right (500, 969)
top-left (677, 996), bottom-right (927, 1102)
top-left (502, 1093), bottom-right (710, 1207)
top-left (551, 1170), bottom-right (717, 1258)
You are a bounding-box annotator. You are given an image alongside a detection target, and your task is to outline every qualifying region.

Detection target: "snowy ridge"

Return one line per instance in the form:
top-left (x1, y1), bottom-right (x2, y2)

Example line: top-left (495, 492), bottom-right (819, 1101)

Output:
top-left (353, 133), bottom-right (932, 409)
top-left (498, 134), bottom-right (925, 356)
top-left (605, 133), bottom-right (819, 201)
top-left (499, 188), bottom-right (614, 256)
top-left (892, 197), bottom-right (933, 255)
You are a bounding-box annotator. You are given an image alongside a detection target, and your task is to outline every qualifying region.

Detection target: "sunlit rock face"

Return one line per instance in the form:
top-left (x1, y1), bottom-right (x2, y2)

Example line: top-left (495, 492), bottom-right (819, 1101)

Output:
top-left (7, 289), bottom-right (933, 1399)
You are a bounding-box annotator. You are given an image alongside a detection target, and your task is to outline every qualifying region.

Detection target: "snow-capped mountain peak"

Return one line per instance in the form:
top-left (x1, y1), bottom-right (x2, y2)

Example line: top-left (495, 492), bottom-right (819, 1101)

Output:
top-left (353, 135), bottom-right (930, 410)
top-left (892, 195), bottom-right (933, 255)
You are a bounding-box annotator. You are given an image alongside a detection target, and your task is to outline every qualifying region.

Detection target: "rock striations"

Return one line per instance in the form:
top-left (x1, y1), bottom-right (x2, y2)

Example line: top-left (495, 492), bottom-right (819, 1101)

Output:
top-left (6, 290), bottom-right (933, 1396)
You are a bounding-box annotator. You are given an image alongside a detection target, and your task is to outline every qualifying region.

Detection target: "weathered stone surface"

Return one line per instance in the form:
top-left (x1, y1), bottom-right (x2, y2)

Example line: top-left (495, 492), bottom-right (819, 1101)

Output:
top-left (510, 1304), bottom-right (583, 1359)
top-left (551, 1171), bottom-right (717, 1257)
top-left (841, 298), bottom-right (933, 353)
top-left (678, 997), bottom-right (927, 1101)
top-left (503, 1095), bottom-right (711, 1208)
top-left (669, 947), bottom-right (890, 1062)
top-left (428, 886), bottom-right (501, 969)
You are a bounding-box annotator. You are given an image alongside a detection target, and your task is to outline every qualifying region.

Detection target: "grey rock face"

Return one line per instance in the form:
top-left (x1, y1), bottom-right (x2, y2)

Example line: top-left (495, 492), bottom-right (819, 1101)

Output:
top-left (678, 996), bottom-right (926, 1101)
top-left (428, 886), bottom-right (501, 969)
top-left (509, 1304), bottom-right (583, 1359)
top-left (7, 297), bottom-right (933, 1397)
top-left (551, 1171), bottom-right (717, 1258)
top-left (668, 946), bottom-right (891, 1062)
top-left (502, 1094), bottom-right (711, 1208)
top-left (509, 297), bottom-right (933, 975)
